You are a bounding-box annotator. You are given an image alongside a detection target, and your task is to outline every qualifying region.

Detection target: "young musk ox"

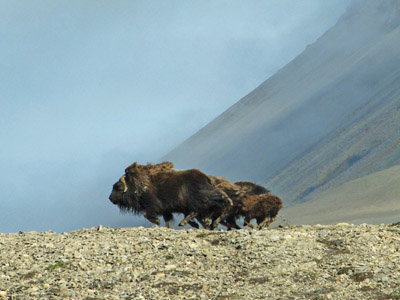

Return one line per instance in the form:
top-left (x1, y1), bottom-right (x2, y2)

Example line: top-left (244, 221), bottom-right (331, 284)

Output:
top-left (239, 194), bottom-right (283, 229)
top-left (109, 162), bottom-right (233, 229)
top-left (216, 181), bottom-right (282, 230)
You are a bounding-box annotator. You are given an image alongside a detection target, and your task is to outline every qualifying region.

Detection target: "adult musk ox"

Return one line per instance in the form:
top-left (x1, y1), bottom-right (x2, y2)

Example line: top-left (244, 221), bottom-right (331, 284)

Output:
top-left (109, 162), bottom-right (233, 229)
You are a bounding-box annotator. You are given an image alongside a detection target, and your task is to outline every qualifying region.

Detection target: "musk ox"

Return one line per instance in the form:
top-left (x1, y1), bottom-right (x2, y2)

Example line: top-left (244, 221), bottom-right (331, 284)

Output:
top-left (239, 194), bottom-right (283, 229)
top-left (211, 181), bottom-right (281, 230)
top-left (176, 175), bottom-right (282, 230)
top-left (109, 162), bottom-right (233, 229)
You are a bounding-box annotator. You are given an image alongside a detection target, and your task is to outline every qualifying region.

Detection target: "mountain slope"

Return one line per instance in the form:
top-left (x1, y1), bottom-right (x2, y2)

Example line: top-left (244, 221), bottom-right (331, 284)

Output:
top-left (280, 164), bottom-right (400, 225)
top-left (267, 75), bottom-right (400, 206)
top-left (164, 0), bottom-right (400, 213)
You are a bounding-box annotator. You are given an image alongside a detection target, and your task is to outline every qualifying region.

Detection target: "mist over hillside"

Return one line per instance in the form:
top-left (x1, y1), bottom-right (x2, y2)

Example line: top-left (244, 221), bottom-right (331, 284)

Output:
top-left (164, 0), bottom-right (400, 221)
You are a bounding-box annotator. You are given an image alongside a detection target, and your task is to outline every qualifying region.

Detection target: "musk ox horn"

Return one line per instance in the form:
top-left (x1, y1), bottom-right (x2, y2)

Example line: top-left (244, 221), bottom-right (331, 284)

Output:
top-left (120, 175), bottom-right (128, 193)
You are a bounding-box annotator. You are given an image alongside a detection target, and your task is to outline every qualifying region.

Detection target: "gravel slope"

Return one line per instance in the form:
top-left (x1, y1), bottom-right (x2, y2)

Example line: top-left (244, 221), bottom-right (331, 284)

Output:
top-left (1, 224), bottom-right (400, 299)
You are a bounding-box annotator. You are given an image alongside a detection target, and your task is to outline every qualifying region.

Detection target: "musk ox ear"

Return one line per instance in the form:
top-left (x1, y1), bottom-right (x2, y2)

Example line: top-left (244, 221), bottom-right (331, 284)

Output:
top-left (125, 162), bottom-right (138, 174)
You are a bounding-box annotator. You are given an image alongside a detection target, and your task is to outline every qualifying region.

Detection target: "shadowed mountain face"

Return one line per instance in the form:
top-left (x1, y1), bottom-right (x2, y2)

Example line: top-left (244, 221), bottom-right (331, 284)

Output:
top-left (164, 0), bottom-right (400, 210)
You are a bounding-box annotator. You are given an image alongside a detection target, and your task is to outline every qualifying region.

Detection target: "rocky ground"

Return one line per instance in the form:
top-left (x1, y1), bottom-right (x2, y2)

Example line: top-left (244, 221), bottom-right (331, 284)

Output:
top-left (0, 223), bottom-right (400, 300)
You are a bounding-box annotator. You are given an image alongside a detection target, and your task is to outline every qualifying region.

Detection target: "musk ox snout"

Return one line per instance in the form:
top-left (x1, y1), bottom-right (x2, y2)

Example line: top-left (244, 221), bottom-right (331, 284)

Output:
top-left (109, 191), bottom-right (120, 204)
top-left (109, 176), bottom-right (128, 204)
top-left (109, 193), bottom-right (118, 204)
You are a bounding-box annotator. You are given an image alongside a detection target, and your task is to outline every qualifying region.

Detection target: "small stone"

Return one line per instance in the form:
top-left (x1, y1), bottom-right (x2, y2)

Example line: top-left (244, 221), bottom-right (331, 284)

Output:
top-left (355, 264), bottom-right (369, 273)
top-left (318, 230), bottom-right (329, 238)
top-left (189, 243), bottom-right (198, 249)
top-left (165, 264), bottom-right (176, 270)
top-left (303, 261), bottom-right (317, 269)
top-left (269, 235), bottom-right (281, 241)
top-left (336, 222), bottom-right (350, 226)
top-left (378, 276), bottom-right (389, 283)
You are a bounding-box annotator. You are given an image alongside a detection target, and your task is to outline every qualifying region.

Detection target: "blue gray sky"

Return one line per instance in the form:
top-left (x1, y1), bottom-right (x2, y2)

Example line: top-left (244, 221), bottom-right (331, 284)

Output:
top-left (0, 0), bottom-right (350, 233)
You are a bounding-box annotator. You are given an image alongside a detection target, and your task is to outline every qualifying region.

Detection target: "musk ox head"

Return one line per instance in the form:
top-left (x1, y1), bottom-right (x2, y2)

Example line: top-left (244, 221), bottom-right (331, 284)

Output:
top-left (109, 175), bottom-right (137, 213)
top-left (109, 175), bottom-right (128, 205)
top-left (109, 162), bottom-right (150, 213)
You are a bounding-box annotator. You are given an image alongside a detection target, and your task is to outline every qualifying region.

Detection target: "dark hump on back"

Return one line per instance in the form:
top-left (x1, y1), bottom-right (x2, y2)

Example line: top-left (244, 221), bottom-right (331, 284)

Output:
top-left (235, 181), bottom-right (270, 195)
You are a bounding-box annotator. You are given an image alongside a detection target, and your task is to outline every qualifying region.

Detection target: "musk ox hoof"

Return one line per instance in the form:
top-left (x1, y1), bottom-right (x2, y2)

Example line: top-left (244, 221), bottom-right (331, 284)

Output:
top-left (188, 221), bottom-right (199, 229)
top-left (146, 216), bottom-right (160, 225)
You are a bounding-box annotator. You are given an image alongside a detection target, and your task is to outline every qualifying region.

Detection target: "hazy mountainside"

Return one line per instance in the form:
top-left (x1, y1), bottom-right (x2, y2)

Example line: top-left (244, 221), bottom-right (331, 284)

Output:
top-left (164, 0), bottom-right (400, 212)
top-left (268, 79), bottom-right (400, 206)
top-left (280, 164), bottom-right (400, 225)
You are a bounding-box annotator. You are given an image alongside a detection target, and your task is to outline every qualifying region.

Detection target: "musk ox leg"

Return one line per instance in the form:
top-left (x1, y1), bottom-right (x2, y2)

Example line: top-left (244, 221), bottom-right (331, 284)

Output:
top-left (144, 212), bottom-right (161, 226)
top-left (228, 219), bottom-right (241, 230)
top-left (243, 218), bottom-right (254, 229)
top-left (221, 220), bottom-right (233, 231)
top-left (257, 217), bottom-right (269, 230)
top-left (221, 217), bottom-right (241, 230)
top-left (179, 212), bottom-right (198, 227)
top-left (188, 220), bottom-right (200, 229)
top-left (203, 217), bottom-right (211, 229)
top-left (163, 212), bottom-right (173, 228)
top-left (210, 216), bottom-right (222, 230)
top-left (194, 217), bottom-right (210, 229)
top-left (210, 207), bottom-right (231, 230)
top-left (258, 215), bottom-right (277, 229)
top-left (258, 216), bottom-right (277, 230)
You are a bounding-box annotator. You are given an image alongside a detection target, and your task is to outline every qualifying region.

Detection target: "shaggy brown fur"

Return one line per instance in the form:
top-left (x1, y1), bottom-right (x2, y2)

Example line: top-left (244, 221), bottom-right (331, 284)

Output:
top-left (109, 162), bottom-right (233, 229)
top-left (178, 175), bottom-right (281, 230)
top-left (239, 194), bottom-right (283, 229)
top-left (137, 161), bottom-right (174, 175)
top-left (219, 181), bottom-right (274, 230)
top-left (210, 176), bottom-right (244, 201)
top-left (234, 181), bottom-right (270, 195)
